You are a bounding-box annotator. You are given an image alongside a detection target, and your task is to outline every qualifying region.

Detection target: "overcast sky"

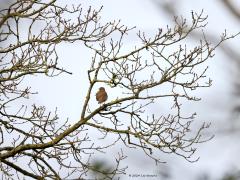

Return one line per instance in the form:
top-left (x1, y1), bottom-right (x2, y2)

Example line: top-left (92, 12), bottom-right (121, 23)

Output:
top-left (24, 1), bottom-right (240, 179)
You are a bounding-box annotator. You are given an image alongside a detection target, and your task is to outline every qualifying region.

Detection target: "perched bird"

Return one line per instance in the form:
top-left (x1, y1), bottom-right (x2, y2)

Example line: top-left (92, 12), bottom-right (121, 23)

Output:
top-left (96, 87), bottom-right (108, 104)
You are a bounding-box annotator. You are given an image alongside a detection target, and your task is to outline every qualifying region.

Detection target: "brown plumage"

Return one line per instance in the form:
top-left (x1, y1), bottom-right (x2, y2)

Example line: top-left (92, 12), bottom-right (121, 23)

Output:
top-left (96, 87), bottom-right (108, 104)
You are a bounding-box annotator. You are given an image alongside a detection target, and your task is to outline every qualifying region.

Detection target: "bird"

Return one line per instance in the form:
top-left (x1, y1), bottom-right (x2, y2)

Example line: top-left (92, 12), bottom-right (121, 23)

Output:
top-left (96, 87), bottom-right (108, 104)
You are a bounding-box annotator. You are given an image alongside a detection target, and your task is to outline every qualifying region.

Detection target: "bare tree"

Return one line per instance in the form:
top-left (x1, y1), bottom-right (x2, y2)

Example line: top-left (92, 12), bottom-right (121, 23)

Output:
top-left (151, 1), bottom-right (240, 180)
top-left (0, 1), bottom-right (238, 179)
top-left (153, 0), bottom-right (240, 122)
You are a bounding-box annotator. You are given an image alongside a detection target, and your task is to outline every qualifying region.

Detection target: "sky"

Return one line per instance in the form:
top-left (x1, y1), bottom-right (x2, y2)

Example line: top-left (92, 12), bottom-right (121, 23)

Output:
top-left (14, 0), bottom-right (240, 179)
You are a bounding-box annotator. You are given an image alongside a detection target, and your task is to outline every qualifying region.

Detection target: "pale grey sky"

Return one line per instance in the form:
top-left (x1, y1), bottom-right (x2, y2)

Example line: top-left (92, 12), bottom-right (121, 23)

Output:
top-left (22, 1), bottom-right (240, 180)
